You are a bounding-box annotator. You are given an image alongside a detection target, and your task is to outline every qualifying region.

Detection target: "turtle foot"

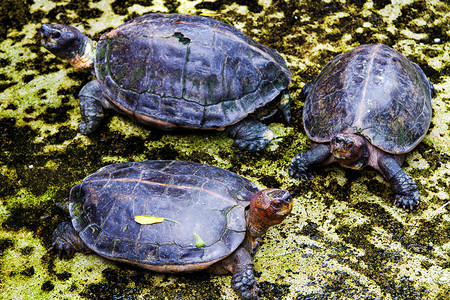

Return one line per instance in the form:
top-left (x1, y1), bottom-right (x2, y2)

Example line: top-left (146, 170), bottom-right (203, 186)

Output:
top-left (289, 153), bottom-right (316, 181)
top-left (52, 222), bottom-right (91, 259)
top-left (52, 236), bottom-right (77, 259)
top-left (78, 118), bottom-right (103, 135)
top-left (394, 192), bottom-right (420, 210)
top-left (233, 136), bottom-right (271, 152)
top-left (378, 153), bottom-right (421, 210)
top-left (231, 265), bottom-right (260, 300)
top-left (52, 222), bottom-right (77, 259)
top-left (227, 119), bottom-right (273, 152)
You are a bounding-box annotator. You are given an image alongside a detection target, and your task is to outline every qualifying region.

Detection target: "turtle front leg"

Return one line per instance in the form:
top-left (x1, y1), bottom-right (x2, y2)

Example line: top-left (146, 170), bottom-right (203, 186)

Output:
top-left (289, 143), bottom-right (331, 181)
top-left (52, 222), bottom-right (92, 259)
top-left (378, 154), bottom-right (420, 210)
top-left (227, 119), bottom-right (273, 152)
top-left (231, 263), bottom-right (260, 300)
top-left (78, 80), bottom-right (111, 134)
top-left (228, 247), bottom-right (260, 300)
top-left (208, 247), bottom-right (260, 300)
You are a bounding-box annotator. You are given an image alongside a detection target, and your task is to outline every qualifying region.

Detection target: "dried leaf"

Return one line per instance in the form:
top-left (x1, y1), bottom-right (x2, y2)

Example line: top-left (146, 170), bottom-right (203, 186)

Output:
top-left (193, 233), bottom-right (206, 248)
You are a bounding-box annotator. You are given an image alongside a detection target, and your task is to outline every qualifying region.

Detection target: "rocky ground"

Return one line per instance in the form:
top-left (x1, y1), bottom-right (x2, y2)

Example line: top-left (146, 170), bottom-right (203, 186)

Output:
top-left (0, 0), bottom-right (449, 299)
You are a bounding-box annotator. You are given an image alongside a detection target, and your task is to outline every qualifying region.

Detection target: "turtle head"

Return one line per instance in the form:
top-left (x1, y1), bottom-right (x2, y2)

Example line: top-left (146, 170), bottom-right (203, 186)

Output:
top-left (247, 189), bottom-right (292, 238)
top-left (39, 24), bottom-right (95, 70)
top-left (331, 133), bottom-right (369, 170)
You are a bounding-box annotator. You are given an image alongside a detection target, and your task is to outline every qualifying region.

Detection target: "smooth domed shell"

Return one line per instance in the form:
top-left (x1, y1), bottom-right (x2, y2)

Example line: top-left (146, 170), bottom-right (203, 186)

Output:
top-left (69, 160), bottom-right (259, 272)
top-left (94, 13), bottom-right (291, 129)
top-left (303, 44), bottom-right (433, 153)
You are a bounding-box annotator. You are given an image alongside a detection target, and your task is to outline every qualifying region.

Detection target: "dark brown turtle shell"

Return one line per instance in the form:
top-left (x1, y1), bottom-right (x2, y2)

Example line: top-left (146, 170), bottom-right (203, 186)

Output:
top-left (303, 44), bottom-right (433, 153)
top-left (69, 160), bottom-right (259, 272)
top-left (94, 13), bottom-right (291, 129)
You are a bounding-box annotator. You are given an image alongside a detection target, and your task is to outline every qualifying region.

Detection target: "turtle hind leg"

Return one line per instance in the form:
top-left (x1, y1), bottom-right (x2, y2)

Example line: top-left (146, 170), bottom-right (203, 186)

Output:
top-left (289, 143), bottom-right (331, 181)
top-left (78, 80), bottom-right (110, 135)
top-left (51, 222), bottom-right (91, 259)
top-left (378, 154), bottom-right (420, 210)
top-left (227, 119), bottom-right (273, 152)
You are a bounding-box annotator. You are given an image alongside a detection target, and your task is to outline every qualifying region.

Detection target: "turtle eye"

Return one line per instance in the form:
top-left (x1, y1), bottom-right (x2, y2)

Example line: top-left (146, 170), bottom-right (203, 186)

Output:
top-left (347, 141), bottom-right (354, 148)
top-left (51, 31), bottom-right (61, 39)
top-left (271, 200), bottom-right (283, 209)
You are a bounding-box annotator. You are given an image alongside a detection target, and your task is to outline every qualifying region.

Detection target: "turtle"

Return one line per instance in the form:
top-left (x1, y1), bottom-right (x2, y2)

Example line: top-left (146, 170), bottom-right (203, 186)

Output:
top-left (39, 13), bottom-right (291, 151)
top-left (289, 44), bottom-right (434, 210)
top-left (52, 160), bottom-right (293, 300)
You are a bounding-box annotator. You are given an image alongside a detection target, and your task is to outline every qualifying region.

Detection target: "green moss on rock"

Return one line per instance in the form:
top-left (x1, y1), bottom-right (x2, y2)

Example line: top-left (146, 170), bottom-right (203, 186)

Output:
top-left (1, 0), bottom-right (450, 299)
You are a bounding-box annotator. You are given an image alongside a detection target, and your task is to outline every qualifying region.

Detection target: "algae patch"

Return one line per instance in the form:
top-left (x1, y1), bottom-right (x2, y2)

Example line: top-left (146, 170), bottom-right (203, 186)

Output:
top-left (1, 0), bottom-right (450, 299)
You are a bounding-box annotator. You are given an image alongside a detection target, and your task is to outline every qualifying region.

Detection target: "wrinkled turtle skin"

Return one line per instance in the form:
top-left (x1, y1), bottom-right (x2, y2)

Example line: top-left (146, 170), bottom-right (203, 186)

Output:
top-left (39, 13), bottom-right (292, 151)
top-left (52, 160), bottom-right (293, 300)
top-left (289, 44), bottom-right (434, 210)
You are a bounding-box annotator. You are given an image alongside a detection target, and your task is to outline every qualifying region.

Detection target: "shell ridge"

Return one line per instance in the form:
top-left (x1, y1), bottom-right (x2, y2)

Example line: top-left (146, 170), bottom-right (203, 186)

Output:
top-left (351, 44), bottom-right (381, 129)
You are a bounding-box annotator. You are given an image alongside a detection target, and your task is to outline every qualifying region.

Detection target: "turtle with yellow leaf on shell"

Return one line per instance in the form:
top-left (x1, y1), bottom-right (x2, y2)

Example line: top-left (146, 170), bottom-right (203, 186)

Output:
top-left (52, 160), bottom-right (292, 300)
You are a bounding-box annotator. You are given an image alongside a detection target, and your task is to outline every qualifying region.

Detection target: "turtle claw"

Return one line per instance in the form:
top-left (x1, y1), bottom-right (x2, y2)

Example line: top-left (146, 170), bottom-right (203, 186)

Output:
top-left (52, 222), bottom-right (77, 259)
top-left (289, 153), bottom-right (315, 181)
top-left (227, 119), bottom-right (273, 152)
top-left (394, 194), bottom-right (420, 211)
top-left (290, 168), bottom-right (315, 181)
top-left (78, 120), bottom-right (93, 135)
top-left (233, 137), bottom-right (270, 152)
top-left (289, 145), bottom-right (331, 181)
top-left (393, 185), bottom-right (420, 210)
top-left (52, 221), bottom-right (91, 259)
top-left (52, 236), bottom-right (76, 259)
top-left (378, 154), bottom-right (422, 210)
top-left (232, 265), bottom-right (261, 300)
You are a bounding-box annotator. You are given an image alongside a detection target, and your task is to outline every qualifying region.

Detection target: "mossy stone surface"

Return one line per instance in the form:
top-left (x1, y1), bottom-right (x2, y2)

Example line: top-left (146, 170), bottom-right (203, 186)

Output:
top-left (1, 0), bottom-right (449, 299)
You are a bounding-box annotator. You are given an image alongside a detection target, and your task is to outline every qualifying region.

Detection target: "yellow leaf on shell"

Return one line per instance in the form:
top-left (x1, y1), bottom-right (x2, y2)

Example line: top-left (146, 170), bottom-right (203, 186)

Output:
top-left (134, 216), bottom-right (165, 225)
